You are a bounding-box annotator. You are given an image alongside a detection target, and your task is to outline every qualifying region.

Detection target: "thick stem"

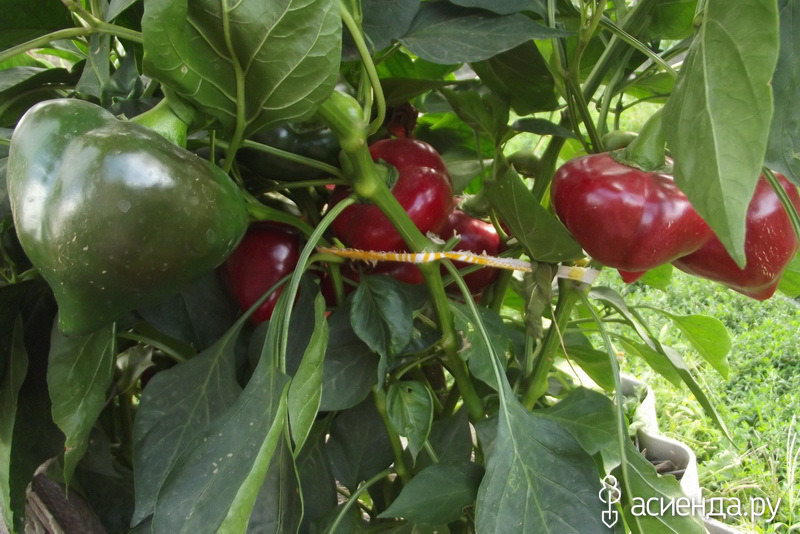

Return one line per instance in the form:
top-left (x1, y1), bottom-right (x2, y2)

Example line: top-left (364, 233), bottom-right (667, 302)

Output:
top-left (130, 98), bottom-right (190, 147)
top-left (614, 108), bottom-right (668, 172)
top-left (522, 278), bottom-right (585, 409)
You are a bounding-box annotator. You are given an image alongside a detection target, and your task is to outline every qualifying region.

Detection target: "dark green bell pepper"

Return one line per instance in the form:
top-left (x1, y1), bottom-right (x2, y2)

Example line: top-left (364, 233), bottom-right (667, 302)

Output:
top-left (7, 99), bottom-right (248, 336)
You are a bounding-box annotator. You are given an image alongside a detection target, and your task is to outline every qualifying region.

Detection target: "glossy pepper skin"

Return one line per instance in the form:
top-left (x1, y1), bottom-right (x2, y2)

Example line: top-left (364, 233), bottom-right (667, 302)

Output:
top-left (673, 173), bottom-right (800, 300)
top-left (330, 138), bottom-right (453, 252)
top-left (438, 210), bottom-right (504, 294)
top-left (551, 152), bottom-right (711, 274)
top-left (7, 99), bottom-right (248, 336)
top-left (221, 223), bottom-right (300, 323)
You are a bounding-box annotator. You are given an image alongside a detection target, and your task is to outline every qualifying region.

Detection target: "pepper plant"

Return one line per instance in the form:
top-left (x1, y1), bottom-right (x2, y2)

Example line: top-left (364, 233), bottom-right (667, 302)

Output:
top-left (0, 0), bottom-right (798, 532)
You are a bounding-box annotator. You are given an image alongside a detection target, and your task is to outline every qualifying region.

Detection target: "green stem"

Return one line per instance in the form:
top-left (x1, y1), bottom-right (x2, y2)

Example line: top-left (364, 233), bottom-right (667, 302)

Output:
top-left (62, 0), bottom-right (143, 43)
top-left (418, 262), bottom-right (484, 421)
top-left (373, 388), bottom-right (411, 484)
top-left (324, 468), bottom-right (392, 534)
top-left (598, 16), bottom-right (678, 78)
top-left (522, 279), bottom-right (585, 409)
top-left (220, 3), bottom-right (247, 173)
top-left (130, 98), bottom-right (190, 147)
top-left (339, 1), bottom-right (386, 135)
top-left (764, 168), bottom-right (800, 242)
top-left (244, 198), bottom-right (317, 238)
top-left (240, 139), bottom-right (345, 180)
top-left (614, 108), bottom-right (667, 171)
top-left (0, 27), bottom-right (92, 64)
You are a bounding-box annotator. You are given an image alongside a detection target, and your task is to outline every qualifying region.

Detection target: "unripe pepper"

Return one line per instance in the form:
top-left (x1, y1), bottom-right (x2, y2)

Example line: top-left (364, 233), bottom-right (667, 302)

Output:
top-left (551, 152), bottom-right (711, 275)
top-left (673, 173), bottom-right (800, 300)
top-left (7, 99), bottom-right (248, 336)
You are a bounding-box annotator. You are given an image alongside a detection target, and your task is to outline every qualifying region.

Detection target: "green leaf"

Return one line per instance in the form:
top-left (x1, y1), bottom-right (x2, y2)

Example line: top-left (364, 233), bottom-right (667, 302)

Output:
top-left (0, 0), bottom-right (74, 50)
top-left (150, 340), bottom-right (290, 532)
top-left (511, 117), bottom-right (578, 139)
top-left (246, 435), bottom-right (301, 533)
top-left (614, 440), bottom-right (706, 534)
top-left (75, 34), bottom-right (111, 103)
top-left (416, 409), bottom-right (472, 470)
top-left (0, 318), bottom-right (28, 532)
top-left (351, 275), bottom-right (414, 362)
top-left (617, 338), bottom-right (682, 388)
top-left (486, 167), bottom-right (583, 262)
top-left (471, 41), bottom-right (558, 114)
top-left (142, 0), bottom-right (341, 137)
top-left (475, 398), bottom-right (608, 533)
top-left (647, 0), bottom-right (698, 40)
top-left (451, 303), bottom-right (510, 389)
top-left (319, 302), bottom-right (378, 412)
top-left (638, 263), bottom-right (673, 291)
top-left (325, 398), bottom-right (394, 491)
top-left (664, 312), bottom-right (731, 378)
top-left (450, 0), bottom-right (545, 16)
top-left (362, 0), bottom-right (420, 52)
top-left (47, 321), bottom-right (116, 484)
top-left (381, 77), bottom-right (459, 107)
top-left (131, 316), bottom-right (245, 524)
top-left (766, 0), bottom-right (800, 186)
top-left (539, 387), bottom-right (619, 466)
top-left (136, 271), bottom-right (239, 351)
top-left (107, 0), bottom-right (139, 21)
top-left (288, 293), bottom-right (328, 452)
top-left (441, 88), bottom-right (511, 146)
top-left (379, 461), bottom-right (483, 525)
top-left (778, 253), bottom-right (800, 296)
top-left (399, 3), bottom-right (569, 64)
top-left (386, 381), bottom-right (433, 458)
top-left (296, 423), bottom-right (338, 531)
top-left (663, 0), bottom-right (780, 266)
top-left (563, 344), bottom-right (616, 392)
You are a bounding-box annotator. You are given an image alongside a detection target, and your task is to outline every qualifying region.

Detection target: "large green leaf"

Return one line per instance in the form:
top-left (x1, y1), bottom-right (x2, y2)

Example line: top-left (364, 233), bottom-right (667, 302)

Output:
top-left (539, 388), bottom-right (618, 467)
top-left (0, 318), bottom-right (28, 532)
top-left (296, 423), bottom-right (338, 531)
top-left (450, 0), bottom-right (545, 16)
top-left (362, 0), bottom-right (420, 53)
top-left (399, 2), bottom-right (569, 64)
top-left (0, 0), bottom-right (73, 50)
top-left (471, 41), bottom-right (559, 114)
top-left (287, 293), bottom-right (328, 452)
top-left (141, 0), bottom-right (341, 137)
top-left (47, 321), bottom-right (116, 484)
top-left (475, 398), bottom-right (608, 533)
top-left (379, 461), bottom-right (483, 525)
top-left (150, 338), bottom-right (290, 532)
top-left (325, 398), bottom-right (394, 491)
top-left (766, 0), bottom-right (800, 186)
top-left (663, 0), bottom-right (780, 266)
top-left (441, 88), bottom-right (511, 146)
top-left (246, 435), bottom-right (301, 533)
top-left (486, 168), bottom-right (583, 263)
top-left (131, 315), bottom-right (245, 524)
top-left (778, 253), bottom-right (800, 296)
top-left (319, 302), bottom-right (378, 412)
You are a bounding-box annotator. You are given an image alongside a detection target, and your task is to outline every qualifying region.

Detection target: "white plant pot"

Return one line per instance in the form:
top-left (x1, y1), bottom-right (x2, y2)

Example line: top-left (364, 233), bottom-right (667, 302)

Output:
top-left (620, 375), bottom-right (740, 534)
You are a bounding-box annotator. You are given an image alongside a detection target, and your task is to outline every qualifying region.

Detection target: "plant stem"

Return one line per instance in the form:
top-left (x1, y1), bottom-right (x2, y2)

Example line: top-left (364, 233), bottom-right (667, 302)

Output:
top-left (324, 468), bottom-right (392, 534)
top-left (522, 278), bottom-right (586, 409)
top-left (239, 139), bottom-right (345, 181)
top-left (340, 0), bottom-right (386, 135)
